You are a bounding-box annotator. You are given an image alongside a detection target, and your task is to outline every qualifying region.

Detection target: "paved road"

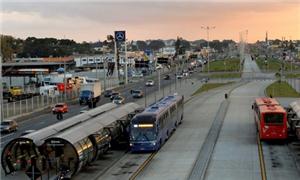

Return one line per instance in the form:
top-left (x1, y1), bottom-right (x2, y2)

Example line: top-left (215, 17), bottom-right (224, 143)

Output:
top-left (135, 84), bottom-right (233, 180)
top-left (0, 71), bottom-right (179, 150)
top-left (204, 55), bottom-right (300, 180)
top-left (242, 54), bottom-right (274, 80)
top-left (204, 80), bottom-right (270, 180)
top-left (57, 75), bottom-right (206, 180)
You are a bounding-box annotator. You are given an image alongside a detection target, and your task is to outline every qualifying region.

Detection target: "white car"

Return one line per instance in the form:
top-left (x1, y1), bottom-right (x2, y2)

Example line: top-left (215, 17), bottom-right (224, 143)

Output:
top-left (112, 96), bottom-right (125, 104)
top-left (183, 72), bottom-right (189, 76)
top-left (132, 73), bottom-right (143, 78)
top-left (156, 64), bottom-right (163, 70)
top-left (176, 74), bottom-right (183, 79)
top-left (145, 80), bottom-right (154, 86)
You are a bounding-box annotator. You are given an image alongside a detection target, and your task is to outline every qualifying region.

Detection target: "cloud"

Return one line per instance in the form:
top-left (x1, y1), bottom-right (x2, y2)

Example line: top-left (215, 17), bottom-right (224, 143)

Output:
top-left (1, 1), bottom-right (299, 42)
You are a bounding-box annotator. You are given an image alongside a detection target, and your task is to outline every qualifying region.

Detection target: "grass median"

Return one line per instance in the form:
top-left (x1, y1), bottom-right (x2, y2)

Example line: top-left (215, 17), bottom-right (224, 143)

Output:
top-left (203, 58), bottom-right (240, 72)
top-left (193, 82), bottom-right (233, 96)
top-left (285, 73), bottom-right (300, 78)
top-left (255, 58), bottom-right (299, 72)
top-left (209, 73), bottom-right (241, 78)
top-left (266, 81), bottom-right (300, 97)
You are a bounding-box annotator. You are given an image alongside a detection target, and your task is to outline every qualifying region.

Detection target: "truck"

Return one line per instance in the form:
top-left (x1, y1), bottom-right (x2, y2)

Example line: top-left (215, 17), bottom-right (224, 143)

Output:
top-left (3, 86), bottom-right (39, 102)
top-left (79, 82), bottom-right (101, 108)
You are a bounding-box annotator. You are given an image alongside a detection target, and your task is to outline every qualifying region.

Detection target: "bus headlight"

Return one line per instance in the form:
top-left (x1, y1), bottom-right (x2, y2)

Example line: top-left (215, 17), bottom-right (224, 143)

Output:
top-left (129, 143), bottom-right (133, 146)
top-left (152, 142), bottom-right (156, 146)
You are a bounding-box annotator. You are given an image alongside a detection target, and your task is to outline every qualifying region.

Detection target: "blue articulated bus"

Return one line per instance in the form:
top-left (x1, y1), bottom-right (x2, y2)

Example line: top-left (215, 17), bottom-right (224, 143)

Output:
top-left (129, 94), bottom-right (184, 152)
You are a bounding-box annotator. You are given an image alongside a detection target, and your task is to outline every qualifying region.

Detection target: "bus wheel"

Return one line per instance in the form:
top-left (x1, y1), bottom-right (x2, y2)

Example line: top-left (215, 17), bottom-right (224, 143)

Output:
top-left (158, 139), bottom-right (162, 150)
top-left (166, 131), bottom-right (169, 140)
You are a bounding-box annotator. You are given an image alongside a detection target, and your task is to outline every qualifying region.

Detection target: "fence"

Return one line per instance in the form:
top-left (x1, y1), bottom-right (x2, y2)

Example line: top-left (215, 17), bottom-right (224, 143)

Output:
top-left (3, 90), bottom-right (79, 119)
top-left (286, 78), bottom-right (300, 93)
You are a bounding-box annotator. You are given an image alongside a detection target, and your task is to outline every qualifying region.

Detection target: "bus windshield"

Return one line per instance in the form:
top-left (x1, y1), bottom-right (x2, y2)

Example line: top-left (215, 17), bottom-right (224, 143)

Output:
top-left (131, 126), bottom-right (156, 141)
top-left (131, 115), bottom-right (156, 141)
top-left (264, 113), bottom-right (284, 125)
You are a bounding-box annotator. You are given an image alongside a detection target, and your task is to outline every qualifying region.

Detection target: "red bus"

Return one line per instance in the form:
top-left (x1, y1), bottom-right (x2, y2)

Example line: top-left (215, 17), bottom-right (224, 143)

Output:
top-left (253, 97), bottom-right (288, 140)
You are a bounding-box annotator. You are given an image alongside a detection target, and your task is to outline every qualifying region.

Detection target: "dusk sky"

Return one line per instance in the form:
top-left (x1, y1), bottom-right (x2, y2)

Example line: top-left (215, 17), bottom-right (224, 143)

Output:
top-left (1, 0), bottom-right (299, 43)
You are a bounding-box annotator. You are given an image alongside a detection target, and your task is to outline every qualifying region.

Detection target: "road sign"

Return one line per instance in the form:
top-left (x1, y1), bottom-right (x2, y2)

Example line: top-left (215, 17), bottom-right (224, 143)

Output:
top-left (25, 165), bottom-right (42, 180)
top-left (114, 31), bottom-right (126, 42)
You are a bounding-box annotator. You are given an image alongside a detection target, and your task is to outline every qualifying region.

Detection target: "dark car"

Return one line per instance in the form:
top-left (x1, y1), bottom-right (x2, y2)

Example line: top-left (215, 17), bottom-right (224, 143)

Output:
top-left (163, 75), bottom-right (170, 80)
top-left (131, 90), bottom-right (144, 98)
top-left (104, 90), bottom-right (115, 97)
top-left (1, 120), bottom-right (18, 133)
top-left (110, 92), bottom-right (121, 101)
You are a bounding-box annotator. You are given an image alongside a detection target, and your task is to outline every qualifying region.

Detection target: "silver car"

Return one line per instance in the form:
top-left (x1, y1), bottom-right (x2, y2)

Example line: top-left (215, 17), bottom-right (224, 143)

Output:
top-left (1, 120), bottom-right (18, 133)
top-left (112, 96), bottom-right (125, 104)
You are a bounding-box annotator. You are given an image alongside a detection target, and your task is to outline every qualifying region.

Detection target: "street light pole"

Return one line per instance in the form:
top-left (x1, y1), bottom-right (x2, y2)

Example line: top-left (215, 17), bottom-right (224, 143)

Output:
top-left (201, 26), bottom-right (215, 75)
top-left (0, 55), bottom-right (3, 121)
top-left (125, 40), bottom-right (128, 85)
top-left (64, 59), bottom-right (66, 100)
top-left (103, 58), bottom-right (107, 91)
top-left (114, 38), bottom-right (119, 85)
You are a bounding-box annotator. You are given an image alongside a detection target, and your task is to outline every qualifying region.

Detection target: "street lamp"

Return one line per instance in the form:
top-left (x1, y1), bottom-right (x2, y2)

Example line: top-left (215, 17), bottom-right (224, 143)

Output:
top-left (201, 26), bottom-right (215, 74)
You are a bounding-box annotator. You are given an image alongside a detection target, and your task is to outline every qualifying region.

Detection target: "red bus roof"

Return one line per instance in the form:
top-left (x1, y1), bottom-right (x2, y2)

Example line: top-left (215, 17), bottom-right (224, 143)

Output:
top-left (259, 104), bottom-right (286, 113)
top-left (255, 97), bottom-right (279, 106)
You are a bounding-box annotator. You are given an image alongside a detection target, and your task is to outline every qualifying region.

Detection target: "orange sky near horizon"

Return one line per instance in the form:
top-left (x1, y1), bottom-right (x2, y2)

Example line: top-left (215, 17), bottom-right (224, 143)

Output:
top-left (1, 1), bottom-right (299, 43)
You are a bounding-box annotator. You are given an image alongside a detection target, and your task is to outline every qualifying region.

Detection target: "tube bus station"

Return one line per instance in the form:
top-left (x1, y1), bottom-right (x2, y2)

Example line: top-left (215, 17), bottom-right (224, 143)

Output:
top-left (1, 102), bottom-right (141, 178)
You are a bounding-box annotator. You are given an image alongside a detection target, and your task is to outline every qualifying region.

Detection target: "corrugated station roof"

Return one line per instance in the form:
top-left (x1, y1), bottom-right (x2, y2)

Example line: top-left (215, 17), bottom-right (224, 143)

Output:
top-left (51, 103), bottom-right (140, 144)
top-left (23, 103), bottom-right (117, 145)
top-left (290, 100), bottom-right (300, 118)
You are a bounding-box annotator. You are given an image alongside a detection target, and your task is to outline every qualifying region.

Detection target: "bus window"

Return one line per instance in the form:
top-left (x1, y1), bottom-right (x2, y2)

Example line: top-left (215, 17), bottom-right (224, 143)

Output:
top-left (264, 113), bottom-right (284, 125)
top-left (131, 124), bottom-right (156, 141)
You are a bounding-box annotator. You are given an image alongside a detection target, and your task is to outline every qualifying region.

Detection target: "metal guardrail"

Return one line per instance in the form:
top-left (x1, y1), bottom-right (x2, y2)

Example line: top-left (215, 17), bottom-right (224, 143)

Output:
top-left (286, 78), bottom-right (300, 93)
top-left (2, 90), bottom-right (80, 119)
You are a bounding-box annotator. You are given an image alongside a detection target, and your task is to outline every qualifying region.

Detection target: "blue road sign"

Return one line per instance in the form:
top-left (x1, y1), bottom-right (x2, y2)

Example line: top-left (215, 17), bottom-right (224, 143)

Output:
top-left (145, 49), bottom-right (152, 56)
top-left (114, 31), bottom-right (126, 42)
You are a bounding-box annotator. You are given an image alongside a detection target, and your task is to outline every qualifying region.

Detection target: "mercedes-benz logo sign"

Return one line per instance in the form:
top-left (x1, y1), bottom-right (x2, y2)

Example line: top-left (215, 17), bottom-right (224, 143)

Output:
top-left (115, 31), bottom-right (125, 42)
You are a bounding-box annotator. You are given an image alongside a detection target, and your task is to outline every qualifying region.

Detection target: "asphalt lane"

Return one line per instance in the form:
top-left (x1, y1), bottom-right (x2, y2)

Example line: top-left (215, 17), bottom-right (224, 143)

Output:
top-left (135, 84), bottom-right (231, 180)
top-left (0, 72), bottom-right (182, 149)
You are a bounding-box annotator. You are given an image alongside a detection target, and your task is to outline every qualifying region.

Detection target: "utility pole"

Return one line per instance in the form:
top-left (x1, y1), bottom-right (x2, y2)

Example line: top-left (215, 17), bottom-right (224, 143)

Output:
top-left (114, 38), bottom-right (119, 85)
top-left (0, 55), bottom-right (3, 121)
top-left (144, 76), bottom-right (147, 107)
top-left (125, 40), bottom-right (128, 85)
top-left (95, 58), bottom-right (98, 80)
top-left (158, 69), bottom-right (161, 95)
top-left (201, 26), bottom-right (215, 75)
top-left (103, 58), bottom-right (107, 91)
top-left (64, 59), bottom-right (66, 100)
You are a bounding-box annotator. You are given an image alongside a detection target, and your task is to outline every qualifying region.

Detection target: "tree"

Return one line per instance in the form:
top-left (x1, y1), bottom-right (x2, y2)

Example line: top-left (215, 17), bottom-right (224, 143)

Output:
top-left (1, 35), bottom-right (15, 62)
top-left (148, 40), bottom-right (165, 51)
top-left (136, 41), bottom-right (148, 51)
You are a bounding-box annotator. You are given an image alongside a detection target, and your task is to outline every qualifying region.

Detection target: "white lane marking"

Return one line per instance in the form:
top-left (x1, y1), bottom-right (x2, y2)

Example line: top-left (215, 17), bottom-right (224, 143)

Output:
top-left (0, 132), bottom-right (16, 139)
top-left (1, 138), bottom-right (14, 145)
